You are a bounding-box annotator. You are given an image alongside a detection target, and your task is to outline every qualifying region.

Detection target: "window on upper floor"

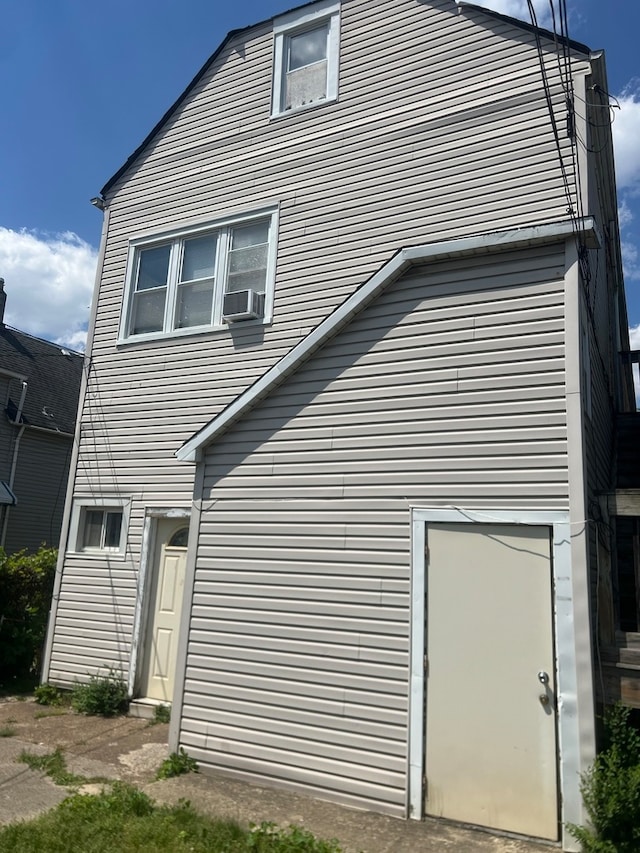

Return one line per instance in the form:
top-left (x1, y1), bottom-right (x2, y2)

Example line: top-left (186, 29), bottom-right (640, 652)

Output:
top-left (272, 0), bottom-right (340, 117)
top-left (119, 209), bottom-right (278, 343)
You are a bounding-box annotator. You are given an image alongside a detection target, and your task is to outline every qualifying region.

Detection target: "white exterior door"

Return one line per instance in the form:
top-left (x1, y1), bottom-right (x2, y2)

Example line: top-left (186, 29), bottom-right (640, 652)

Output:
top-left (424, 522), bottom-right (558, 840)
top-left (140, 520), bottom-right (189, 703)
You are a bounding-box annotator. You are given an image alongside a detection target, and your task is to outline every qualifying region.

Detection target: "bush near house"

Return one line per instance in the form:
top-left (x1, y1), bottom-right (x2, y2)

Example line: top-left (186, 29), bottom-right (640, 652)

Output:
top-left (0, 546), bottom-right (57, 686)
top-left (568, 704), bottom-right (640, 852)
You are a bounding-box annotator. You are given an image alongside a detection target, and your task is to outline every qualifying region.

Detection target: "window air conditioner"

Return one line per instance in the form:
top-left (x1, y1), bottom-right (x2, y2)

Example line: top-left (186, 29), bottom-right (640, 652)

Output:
top-left (222, 289), bottom-right (264, 322)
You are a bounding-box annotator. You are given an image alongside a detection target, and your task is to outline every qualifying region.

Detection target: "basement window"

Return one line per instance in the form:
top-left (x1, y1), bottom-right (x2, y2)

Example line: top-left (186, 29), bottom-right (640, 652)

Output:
top-left (272, 0), bottom-right (340, 117)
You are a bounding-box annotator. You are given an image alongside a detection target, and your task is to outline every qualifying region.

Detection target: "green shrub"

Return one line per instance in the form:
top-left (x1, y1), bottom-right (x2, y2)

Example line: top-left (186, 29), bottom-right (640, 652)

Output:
top-left (568, 704), bottom-right (640, 852)
top-left (71, 670), bottom-right (129, 717)
top-left (0, 546), bottom-right (57, 684)
top-left (34, 683), bottom-right (63, 706)
top-left (152, 703), bottom-right (170, 725)
top-left (156, 747), bottom-right (198, 779)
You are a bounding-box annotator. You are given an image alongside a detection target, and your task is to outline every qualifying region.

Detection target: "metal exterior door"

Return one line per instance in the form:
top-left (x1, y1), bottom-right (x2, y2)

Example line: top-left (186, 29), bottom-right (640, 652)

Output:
top-left (424, 522), bottom-right (558, 840)
top-left (140, 520), bottom-right (188, 702)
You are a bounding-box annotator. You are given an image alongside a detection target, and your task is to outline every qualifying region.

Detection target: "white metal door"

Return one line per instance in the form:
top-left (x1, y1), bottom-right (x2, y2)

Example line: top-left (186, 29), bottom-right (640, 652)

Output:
top-left (424, 522), bottom-right (558, 840)
top-left (140, 520), bottom-right (188, 702)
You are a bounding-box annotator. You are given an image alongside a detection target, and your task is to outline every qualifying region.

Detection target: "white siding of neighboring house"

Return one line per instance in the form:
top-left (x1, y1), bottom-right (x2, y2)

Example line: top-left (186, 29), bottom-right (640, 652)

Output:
top-left (47, 0), bottom-right (589, 684)
top-left (179, 243), bottom-right (569, 813)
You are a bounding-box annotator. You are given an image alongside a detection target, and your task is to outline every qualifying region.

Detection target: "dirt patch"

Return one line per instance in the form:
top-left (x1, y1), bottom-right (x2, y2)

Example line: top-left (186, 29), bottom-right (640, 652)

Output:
top-left (0, 697), bottom-right (169, 783)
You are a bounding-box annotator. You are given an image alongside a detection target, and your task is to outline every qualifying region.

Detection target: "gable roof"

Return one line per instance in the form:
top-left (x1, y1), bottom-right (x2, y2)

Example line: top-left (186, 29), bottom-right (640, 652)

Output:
top-left (100, 0), bottom-right (320, 198)
top-left (177, 216), bottom-right (598, 463)
top-left (0, 326), bottom-right (83, 434)
top-left (99, 0), bottom-right (591, 201)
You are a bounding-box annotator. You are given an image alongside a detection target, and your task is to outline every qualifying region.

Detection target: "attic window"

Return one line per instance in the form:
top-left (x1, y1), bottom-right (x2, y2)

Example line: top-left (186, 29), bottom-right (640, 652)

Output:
top-left (272, 0), bottom-right (340, 117)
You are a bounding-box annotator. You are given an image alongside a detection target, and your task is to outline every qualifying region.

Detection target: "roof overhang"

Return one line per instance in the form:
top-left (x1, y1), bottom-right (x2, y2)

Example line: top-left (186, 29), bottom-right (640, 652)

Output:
top-left (177, 216), bottom-right (599, 463)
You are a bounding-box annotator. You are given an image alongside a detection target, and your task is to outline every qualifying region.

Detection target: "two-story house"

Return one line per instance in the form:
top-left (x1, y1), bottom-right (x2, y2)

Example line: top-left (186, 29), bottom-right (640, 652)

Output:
top-left (0, 279), bottom-right (83, 554)
top-left (42, 1), bottom-right (635, 849)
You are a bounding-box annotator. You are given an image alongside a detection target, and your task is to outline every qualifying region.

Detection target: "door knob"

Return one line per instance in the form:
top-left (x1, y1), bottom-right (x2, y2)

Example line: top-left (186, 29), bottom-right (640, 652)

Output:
top-left (538, 671), bottom-right (549, 685)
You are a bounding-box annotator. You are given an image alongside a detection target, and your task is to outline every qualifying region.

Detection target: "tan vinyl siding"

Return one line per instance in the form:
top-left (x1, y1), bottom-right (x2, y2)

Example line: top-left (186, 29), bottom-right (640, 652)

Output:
top-left (181, 245), bottom-right (569, 813)
top-left (48, 0), bottom-right (588, 685)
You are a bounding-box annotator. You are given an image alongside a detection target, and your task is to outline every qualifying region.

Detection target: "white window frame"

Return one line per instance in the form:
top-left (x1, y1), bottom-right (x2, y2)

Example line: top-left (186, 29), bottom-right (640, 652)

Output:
top-left (118, 207), bottom-right (279, 344)
top-left (271, 0), bottom-right (340, 118)
top-left (68, 497), bottom-right (131, 557)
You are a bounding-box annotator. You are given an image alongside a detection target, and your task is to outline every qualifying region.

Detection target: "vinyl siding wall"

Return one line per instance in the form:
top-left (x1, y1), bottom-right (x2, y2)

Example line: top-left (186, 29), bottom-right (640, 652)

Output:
top-left (48, 0), bottom-right (589, 681)
top-left (182, 244), bottom-right (569, 813)
top-left (5, 430), bottom-right (72, 554)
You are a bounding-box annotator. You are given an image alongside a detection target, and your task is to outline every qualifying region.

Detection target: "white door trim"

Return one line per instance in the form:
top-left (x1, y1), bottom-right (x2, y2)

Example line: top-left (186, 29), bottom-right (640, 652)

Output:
top-left (409, 507), bottom-right (584, 850)
top-left (129, 507), bottom-right (191, 696)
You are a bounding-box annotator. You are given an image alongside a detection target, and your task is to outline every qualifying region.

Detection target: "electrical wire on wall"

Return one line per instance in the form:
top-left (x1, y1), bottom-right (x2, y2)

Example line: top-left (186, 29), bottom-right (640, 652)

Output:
top-left (529, 1), bottom-right (616, 404)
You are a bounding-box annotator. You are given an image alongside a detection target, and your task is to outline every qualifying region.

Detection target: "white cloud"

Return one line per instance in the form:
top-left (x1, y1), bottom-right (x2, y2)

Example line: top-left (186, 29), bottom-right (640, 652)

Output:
top-left (622, 241), bottom-right (640, 282)
top-left (630, 325), bottom-right (640, 350)
top-left (619, 199), bottom-right (634, 229)
top-left (0, 228), bottom-right (97, 351)
top-left (613, 82), bottom-right (640, 193)
top-left (457, 0), bottom-right (550, 27)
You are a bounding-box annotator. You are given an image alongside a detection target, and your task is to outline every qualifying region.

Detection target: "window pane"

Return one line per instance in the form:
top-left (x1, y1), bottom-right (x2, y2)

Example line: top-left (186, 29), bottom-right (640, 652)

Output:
top-left (226, 269), bottom-right (267, 293)
top-left (104, 512), bottom-right (123, 549)
top-left (176, 280), bottom-right (214, 328)
top-left (82, 510), bottom-right (103, 549)
top-left (181, 235), bottom-right (217, 282)
top-left (286, 63), bottom-right (328, 109)
top-left (231, 221), bottom-right (270, 250)
top-left (131, 288), bottom-right (166, 335)
top-left (168, 527), bottom-right (189, 548)
top-left (288, 25), bottom-right (328, 71)
top-left (137, 245), bottom-right (171, 291)
top-left (229, 244), bottom-right (268, 274)
top-left (227, 223), bottom-right (269, 294)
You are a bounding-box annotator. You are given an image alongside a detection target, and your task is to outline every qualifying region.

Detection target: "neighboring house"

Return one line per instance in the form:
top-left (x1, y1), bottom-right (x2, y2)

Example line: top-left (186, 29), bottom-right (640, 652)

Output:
top-left (42, 1), bottom-right (638, 849)
top-left (0, 279), bottom-right (83, 554)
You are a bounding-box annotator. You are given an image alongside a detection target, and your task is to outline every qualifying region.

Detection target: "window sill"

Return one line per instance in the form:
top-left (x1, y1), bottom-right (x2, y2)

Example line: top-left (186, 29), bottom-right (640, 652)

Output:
top-left (116, 316), bottom-right (271, 348)
top-left (66, 549), bottom-right (127, 560)
top-left (270, 95), bottom-right (338, 122)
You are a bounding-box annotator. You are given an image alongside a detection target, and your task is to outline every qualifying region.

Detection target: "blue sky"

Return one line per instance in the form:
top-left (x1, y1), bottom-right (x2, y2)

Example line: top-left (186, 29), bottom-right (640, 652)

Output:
top-left (0, 0), bottom-right (639, 349)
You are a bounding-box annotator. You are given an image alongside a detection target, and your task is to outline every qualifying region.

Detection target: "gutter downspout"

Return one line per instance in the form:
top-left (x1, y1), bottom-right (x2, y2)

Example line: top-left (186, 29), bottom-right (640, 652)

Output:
top-left (1, 381), bottom-right (28, 549)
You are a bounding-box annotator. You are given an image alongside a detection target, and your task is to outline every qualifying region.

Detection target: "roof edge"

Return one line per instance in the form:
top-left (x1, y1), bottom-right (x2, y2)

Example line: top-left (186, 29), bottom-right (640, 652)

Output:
top-left (100, 0), bottom-right (325, 198)
top-left (457, 2), bottom-right (591, 56)
top-left (177, 216), bottom-right (597, 462)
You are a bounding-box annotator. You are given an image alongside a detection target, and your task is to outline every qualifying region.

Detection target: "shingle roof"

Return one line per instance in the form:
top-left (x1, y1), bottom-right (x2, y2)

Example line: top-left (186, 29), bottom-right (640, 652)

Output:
top-left (0, 326), bottom-right (83, 434)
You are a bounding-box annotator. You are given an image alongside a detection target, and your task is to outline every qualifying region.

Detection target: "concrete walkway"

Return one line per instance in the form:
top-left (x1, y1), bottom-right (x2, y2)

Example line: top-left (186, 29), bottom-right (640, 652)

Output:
top-left (0, 698), bottom-right (555, 852)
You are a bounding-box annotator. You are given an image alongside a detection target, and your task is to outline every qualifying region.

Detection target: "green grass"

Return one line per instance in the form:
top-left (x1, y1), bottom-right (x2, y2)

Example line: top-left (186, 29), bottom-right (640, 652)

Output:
top-left (33, 709), bottom-right (68, 719)
top-left (0, 725), bottom-right (15, 737)
top-left (18, 748), bottom-right (96, 788)
top-left (0, 784), bottom-right (345, 852)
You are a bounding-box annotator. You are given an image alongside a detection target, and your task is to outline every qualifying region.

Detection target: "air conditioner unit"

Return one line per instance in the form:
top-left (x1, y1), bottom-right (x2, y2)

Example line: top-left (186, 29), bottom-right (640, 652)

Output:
top-left (222, 289), bottom-right (264, 322)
